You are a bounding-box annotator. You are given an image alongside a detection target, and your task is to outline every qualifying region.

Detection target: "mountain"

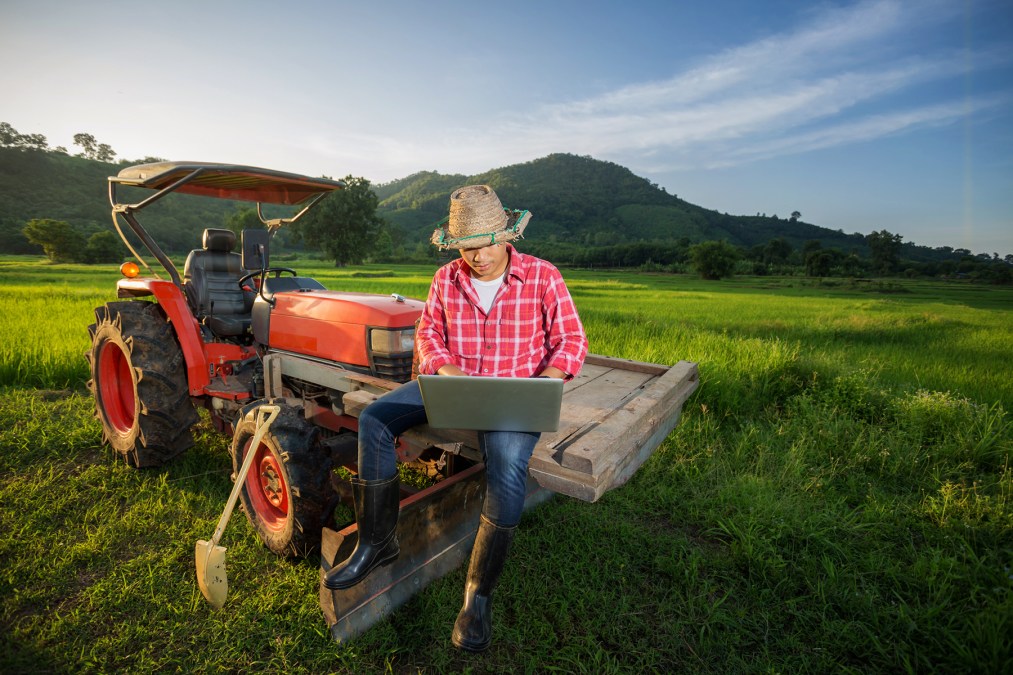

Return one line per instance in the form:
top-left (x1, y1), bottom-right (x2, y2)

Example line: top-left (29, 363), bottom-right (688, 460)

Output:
top-left (0, 148), bottom-right (961, 264)
top-left (375, 154), bottom-right (870, 254)
top-left (0, 148), bottom-right (240, 254)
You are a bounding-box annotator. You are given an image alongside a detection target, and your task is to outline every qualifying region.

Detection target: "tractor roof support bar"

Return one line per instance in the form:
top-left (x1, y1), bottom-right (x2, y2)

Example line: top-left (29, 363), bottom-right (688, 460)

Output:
top-left (108, 167), bottom-right (212, 289)
top-left (256, 192), bottom-right (330, 231)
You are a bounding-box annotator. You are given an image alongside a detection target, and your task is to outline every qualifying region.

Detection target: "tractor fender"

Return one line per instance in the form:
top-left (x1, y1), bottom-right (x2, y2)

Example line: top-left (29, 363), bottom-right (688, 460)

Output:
top-left (117, 278), bottom-right (210, 393)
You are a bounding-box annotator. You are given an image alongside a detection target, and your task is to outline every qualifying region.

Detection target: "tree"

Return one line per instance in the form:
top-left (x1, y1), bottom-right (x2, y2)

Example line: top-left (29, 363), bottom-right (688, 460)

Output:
top-left (84, 231), bottom-right (124, 263)
top-left (95, 143), bottom-right (117, 162)
top-left (73, 133), bottom-right (97, 157)
top-left (790, 210), bottom-right (801, 222)
top-left (689, 240), bottom-right (739, 280)
top-left (22, 219), bottom-right (86, 262)
top-left (73, 132), bottom-right (117, 162)
top-left (0, 122), bottom-right (47, 151)
top-left (224, 206), bottom-right (262, 238)
top-left (805, 250), bottom-right (834, 277)
top-left (802, 239), bottom-right (822, 255)
top-left (867, 229), bottom-right (903, 275)
top-left (292, 176), bottom-right (384, 266)
top-left (762, 237), bottom-right (793, 265)
top-left (20, 133), bottom-right (48, 151)
top-left (373, 228), bottom-right (394, 262)
top-left (0, 122), bottom-right (18, 147)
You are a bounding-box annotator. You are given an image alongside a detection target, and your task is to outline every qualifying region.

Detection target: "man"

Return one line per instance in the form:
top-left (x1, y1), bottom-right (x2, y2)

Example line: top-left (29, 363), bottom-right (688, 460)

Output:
top-left (323, 184), bottom-right (588, 652)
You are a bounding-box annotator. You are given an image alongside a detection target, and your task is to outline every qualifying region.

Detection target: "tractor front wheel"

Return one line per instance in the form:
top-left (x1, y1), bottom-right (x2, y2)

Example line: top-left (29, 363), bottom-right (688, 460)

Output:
top-left (87, 301), bottom-right (197, 467)
top-left (231, 404), bottom-right (333, 558)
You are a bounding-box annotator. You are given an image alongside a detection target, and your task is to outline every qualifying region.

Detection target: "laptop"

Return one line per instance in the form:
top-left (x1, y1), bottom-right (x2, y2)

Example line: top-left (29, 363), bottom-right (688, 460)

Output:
top-left (417, 374), bottom-right (564, 432)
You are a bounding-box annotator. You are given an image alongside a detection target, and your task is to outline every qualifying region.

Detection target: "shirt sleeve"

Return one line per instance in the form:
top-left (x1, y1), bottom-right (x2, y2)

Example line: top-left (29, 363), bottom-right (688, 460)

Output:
top-left (541, 266), bottom-right (588, 379)
top-left (416, 269), bottom-right (456, 375)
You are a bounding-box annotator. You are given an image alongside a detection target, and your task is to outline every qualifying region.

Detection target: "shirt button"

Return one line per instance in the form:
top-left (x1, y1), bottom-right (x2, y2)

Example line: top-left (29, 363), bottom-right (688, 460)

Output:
top-left (485, 344), bottom-right (492, 350)
top-left (483, 369), bottom-right (489, 373)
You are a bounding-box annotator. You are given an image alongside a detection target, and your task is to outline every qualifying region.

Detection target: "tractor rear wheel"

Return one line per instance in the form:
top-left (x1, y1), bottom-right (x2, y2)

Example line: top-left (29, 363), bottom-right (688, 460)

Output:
top-left (231, 404), bottom-right (333, 558)
top-left (87, 301), bottom-right (198, 467)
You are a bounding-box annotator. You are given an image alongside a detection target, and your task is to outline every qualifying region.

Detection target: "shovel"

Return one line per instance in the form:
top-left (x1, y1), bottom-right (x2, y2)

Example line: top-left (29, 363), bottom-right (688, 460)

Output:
top-left (196, 404), bottom-right (280, 609)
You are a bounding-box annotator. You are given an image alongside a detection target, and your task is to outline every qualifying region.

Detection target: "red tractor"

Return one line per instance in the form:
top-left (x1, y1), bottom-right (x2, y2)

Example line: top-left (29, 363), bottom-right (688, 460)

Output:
top-left (88, 161), bottom-right (424, 556)
top-left (88, 161), bottom-right (699, 638)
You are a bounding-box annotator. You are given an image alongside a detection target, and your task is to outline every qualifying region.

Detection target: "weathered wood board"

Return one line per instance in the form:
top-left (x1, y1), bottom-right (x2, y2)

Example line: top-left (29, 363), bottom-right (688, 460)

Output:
top-left (341, 355), bottom-right (700, 503)
top-left (530, 356), bottom-right (699, 501)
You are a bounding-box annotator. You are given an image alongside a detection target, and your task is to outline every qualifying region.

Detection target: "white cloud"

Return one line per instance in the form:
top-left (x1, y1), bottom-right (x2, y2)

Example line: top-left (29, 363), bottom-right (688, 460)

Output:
top-left (344, 0), bottom-right (1003, 178)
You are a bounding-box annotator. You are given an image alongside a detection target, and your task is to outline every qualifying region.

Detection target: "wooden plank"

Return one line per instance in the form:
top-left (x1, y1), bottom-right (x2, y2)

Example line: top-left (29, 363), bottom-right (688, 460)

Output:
top-left (527, 361), bottom-right (699, 502)
top-left (341, 389), bottom-right (378, 418)
top-left (553, 361), bottom-right (697, 475)
top-left (583, 353), bottom-right (669, 376)
top-left (528, 403), bottom-right (687, 503)
top-left (340, 370), bottom-right (403, 392)
top-left (547, 368), bottom-right (654, 446)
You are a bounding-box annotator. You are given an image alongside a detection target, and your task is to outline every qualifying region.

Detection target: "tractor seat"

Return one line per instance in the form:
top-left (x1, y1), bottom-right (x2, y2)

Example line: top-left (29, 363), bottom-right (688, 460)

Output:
top-left (182, 228), bottom-right (253, 338)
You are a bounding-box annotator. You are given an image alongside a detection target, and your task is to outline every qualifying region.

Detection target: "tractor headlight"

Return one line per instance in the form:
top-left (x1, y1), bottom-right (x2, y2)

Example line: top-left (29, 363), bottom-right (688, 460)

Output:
top-left (369, 327), bottom-right (415, 355)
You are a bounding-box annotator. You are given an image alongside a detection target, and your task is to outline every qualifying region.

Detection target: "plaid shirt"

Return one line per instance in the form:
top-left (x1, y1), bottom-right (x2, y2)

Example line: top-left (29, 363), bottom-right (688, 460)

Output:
top-left (417, 246), bottom-right (588, 379)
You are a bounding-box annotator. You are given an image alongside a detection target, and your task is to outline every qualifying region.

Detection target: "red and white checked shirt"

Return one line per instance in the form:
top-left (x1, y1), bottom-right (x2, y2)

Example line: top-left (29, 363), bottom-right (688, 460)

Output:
top-left (417, 246), bottom-right (588, 379)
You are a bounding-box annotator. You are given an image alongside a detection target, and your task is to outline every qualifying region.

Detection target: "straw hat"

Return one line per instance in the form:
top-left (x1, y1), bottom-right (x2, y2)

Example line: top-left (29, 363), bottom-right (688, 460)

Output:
top-left (431, 185), bottom-right (531, 250)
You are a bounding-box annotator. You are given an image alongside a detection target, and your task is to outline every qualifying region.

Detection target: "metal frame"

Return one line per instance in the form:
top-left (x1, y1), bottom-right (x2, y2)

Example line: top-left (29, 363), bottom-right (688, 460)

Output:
top-left (107, 162), bottom-right (344, 288)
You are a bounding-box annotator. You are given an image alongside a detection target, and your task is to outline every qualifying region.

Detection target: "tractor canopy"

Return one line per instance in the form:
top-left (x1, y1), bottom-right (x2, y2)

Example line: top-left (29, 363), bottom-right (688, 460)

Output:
top-left (111, 161), bottom-right (346, 205)
top-left (108, 161), bottom-right (346, 288)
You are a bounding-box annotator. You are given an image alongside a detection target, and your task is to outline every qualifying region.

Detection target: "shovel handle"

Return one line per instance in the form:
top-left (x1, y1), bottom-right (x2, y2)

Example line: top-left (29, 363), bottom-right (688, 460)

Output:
top-left (208, 404), bottom-right (281, 547)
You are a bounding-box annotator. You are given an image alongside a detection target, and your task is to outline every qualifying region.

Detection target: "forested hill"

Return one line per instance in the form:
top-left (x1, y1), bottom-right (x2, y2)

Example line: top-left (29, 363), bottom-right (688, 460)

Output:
top-left (374, 153), bottom-right (871, 254)
top-left (0, 148), bottom-right (238, 254)
top-left (0, 147), bottom-right (956, 263)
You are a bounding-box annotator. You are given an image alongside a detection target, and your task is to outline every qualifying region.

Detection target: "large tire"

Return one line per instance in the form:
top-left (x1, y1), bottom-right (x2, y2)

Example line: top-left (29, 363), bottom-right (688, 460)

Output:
top-left (86, 301), bottom-right (198, 467)
top-left (231, 404), bottom-right (333, 558)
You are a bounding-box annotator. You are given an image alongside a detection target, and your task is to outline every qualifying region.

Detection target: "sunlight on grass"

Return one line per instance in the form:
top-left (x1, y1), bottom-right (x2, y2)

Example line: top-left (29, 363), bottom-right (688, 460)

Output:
top-left (1, 259), bottom-right (1011, 672)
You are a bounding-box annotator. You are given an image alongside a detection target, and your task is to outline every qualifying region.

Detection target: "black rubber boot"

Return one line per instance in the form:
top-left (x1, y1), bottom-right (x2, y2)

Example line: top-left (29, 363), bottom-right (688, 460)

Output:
top-left (451, 515), bottom-right (516, 652)
top-left (323, 474), bottom-right (400, 590)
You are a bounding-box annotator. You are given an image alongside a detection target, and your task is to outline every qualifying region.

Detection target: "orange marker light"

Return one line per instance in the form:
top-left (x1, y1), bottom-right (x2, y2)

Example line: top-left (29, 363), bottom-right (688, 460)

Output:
top-left (120, 261), bottom-right (140, 278)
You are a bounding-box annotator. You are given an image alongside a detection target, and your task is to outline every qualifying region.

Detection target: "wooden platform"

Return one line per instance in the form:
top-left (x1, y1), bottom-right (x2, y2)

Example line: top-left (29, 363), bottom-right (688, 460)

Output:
top-left (341, 355), bottom-right (699, 502)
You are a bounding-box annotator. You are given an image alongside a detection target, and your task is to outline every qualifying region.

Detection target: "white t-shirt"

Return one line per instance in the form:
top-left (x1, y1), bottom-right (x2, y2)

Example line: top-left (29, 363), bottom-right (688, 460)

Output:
top-left (470, 273), bottom-right (505, 313)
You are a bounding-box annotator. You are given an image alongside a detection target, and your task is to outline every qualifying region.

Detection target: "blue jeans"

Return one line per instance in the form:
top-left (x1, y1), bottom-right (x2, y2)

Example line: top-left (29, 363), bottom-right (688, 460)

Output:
top-left (356, 380), bottom-right (539, 528)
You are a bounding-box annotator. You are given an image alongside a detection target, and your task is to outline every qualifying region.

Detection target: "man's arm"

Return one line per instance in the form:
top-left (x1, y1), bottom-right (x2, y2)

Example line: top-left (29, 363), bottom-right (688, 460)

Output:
top-left (416, 272), bottom-right (459, 375)
top-left (540, 269), bottom-right (589, 380)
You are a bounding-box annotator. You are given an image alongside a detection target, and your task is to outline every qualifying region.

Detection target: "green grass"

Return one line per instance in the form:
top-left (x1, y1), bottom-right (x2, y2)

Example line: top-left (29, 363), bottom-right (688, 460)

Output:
top-left (1, 257), bottom-right (1011, 673)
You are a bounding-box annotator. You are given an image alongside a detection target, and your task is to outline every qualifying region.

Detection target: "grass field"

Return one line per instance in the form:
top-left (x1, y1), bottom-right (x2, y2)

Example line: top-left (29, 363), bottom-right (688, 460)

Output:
top-left (1, 256), bottom-right (1011, 673)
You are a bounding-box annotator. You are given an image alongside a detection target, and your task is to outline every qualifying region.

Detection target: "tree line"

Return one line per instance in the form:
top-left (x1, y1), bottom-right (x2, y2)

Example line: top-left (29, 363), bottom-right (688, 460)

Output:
top-left (1, 122), bottom-right (117, 161)
top-left (510, 232), bottom-right (1012, 284)
top-left (4, 122), bottom-right (1009, 283)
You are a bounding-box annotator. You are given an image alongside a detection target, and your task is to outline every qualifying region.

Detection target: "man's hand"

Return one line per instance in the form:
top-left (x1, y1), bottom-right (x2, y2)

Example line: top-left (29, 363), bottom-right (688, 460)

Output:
top-left (537, 366), bottom-right (567, 379)
top-left (437, 364), bottom-right (469, 376)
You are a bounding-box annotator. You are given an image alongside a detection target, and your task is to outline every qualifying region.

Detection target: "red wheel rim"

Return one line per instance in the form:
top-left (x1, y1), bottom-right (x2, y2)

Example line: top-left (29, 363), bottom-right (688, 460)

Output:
top-left (243, 439), bottom-right (289, 532)
top-left (97, 340), bottom-right (135, 433)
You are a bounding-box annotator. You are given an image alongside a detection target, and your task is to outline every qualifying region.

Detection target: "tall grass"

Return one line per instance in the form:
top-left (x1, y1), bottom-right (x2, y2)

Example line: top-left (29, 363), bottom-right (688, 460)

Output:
top-left (1, 258), bottom-right (1011, 672)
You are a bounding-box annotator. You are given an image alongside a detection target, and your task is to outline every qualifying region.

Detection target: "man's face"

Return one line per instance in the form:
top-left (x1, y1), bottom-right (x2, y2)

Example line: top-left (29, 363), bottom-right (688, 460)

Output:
top-left (459, 244), bottom-right (509, 281)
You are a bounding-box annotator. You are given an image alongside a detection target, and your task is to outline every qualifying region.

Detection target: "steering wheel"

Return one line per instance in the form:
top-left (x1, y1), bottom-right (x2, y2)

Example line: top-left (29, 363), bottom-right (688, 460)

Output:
top-left (237, 267), bottom-right (298, 289)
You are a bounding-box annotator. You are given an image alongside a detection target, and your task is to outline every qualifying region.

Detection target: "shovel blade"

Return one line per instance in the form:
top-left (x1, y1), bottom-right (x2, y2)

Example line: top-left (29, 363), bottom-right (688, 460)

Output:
top-left (195, 540), bottom-right (228, 609)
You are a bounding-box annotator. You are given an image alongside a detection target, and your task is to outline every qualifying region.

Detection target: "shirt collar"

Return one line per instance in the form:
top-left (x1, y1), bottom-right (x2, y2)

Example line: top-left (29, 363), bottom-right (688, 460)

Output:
top-left (450, 244), bottom-right (529, 285)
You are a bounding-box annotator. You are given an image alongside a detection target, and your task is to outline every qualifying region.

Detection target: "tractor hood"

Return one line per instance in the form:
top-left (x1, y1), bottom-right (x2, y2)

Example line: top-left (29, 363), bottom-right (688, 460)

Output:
top-left (266, 290), bottom-right (424, 367)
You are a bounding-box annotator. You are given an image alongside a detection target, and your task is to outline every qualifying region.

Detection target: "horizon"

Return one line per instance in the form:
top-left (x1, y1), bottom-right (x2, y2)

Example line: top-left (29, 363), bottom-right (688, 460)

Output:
top-left (2, 0), bottom-right (1011, 255)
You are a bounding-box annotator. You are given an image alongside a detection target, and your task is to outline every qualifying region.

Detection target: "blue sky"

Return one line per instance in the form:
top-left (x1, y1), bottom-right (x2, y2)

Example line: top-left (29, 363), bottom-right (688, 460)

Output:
top-left (2, 0), bottom-right (1011, 254)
